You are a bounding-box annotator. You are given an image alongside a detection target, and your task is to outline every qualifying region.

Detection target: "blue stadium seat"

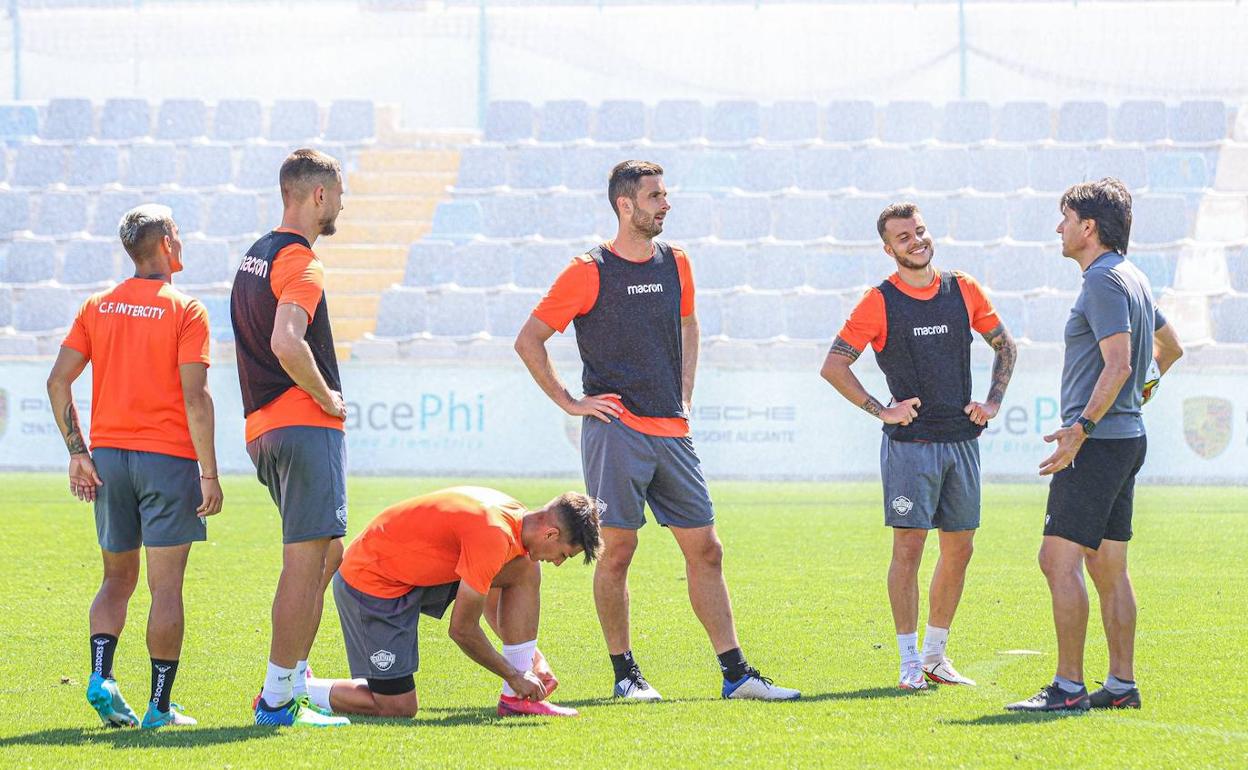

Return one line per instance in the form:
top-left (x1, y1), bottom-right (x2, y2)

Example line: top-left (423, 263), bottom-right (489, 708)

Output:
top-left (831, 195), bottom-right (887, 243)
top-left (67, 144), bottom-right (121, 192)
top-left (794, 146), bottom-right (853, 192)
top-left (91, 189), bottom-right (143, 237)
top-left (694, 243), bottom-right (751, 290)
top-left (1038, 245), bottom-right (1082, 292)
top-left (540, 194), bottom-right (598, 240)
top-left (35, 191), bottom-right (88, 235)
top-left (430, 200), bottom-right (484, 241)
top-left (651, 100), bottom-right (704, 144)
top-left (513, 241), bottom-right (570, 290)
top-left (785, 291), bottom-right (844, 342)
top-left (12, 144), bottom-right (65, 187)
top-left (1171, 101), bottom-right (1227, 144)
top-left (823, 100), bottom-right (875, 143)
top-left (1210, 296), bottom-right (1248, 343)
top-left (948, 196), bottom-right (1007, 242)
top-left (373, 287), bottom-right (429, 338)
top-left (765, 100), bottom-right (819, 143)
top-left (1028, 146), bottom-right (1088, 192)
top-left (205, 191), bottom-right (261, 236)
top-left (155, 190), bottom-right (203, 233)
top-left (454, 241), bottom-right (513, 288)
top-left (644, 146), bottom-right (698, 185)
top-left (539, 100), bottom-right (590, 142)
top-left (684, 151), bottom-right (739, 193)
top-left (1113, 100), bottom-right (1167, 143)
top-left (428, 289), bottom-right (488, 337)
top-left (853, 147), bottom-right (913, 193)
top-left (880, 101), bottom-right (935, 144)
top-left (0, 286), bottom-right (11, 327)
top-left (967, 147), bottom-right (1028, 193)
top-left (1146, 152), bottom-right (1208, 192)
top-left (996, 101), bottom-right (1050, 143)
top-left (213, 99), bottom-right (263, 141)
top-left (914, 147), bottom-right (970, 192)
top-left (772, 195), bottom-right (833, 242)
top-left (562, 145), bottom-right (617, 191)
top-left (14, 285), bottom-right (75, 332)
top-left (196, 293), bottom-right (233, 342)
top-left (156, 99), bottom-right (207, 141)
top-left (4, 239), bottom-right (57, 283)
top-left (1056, 101), bottom-right (1109, 143)
top-left (661, 193), bottom-right (714, 242)
top-left (715, 195), bottom-right (771, 241)
top-left (593, 100), bottom-right (646, 143)
top-left (178, 237), bottom-right (233, 286)
top-left (1008, 194), bottom-right (1061, 243)
top-left (806, 248), bottom-right (870, 291)
top-left (41, 98), bottom-right (93, 141)
top-left (695, 291), bottom-right (723, 337)
top-left (721, 291), bottom-right (786, 340)
top-left (60, 238), bottom-right (115, 286)
top-left (0, 189), bottom-right (31, 233)
top-left (182, 143), bottom-right (234, 187)
top-left (125, 141), bottom-right (177, 188)
top-left (939, 243), bottom-right (987, 281)
top-left (484, 100), bottom-right (534, 143)
top-left (938, 101), bottom-right (991, 143)
top-left (980, 244), bottom-right (1039, 292)
top-left (481, 195), bottom-right (538, 239)
top-left (987, 291), bottom-right (1026, 338)
top-left (706, 100), bottom-right (761, 144)
top-left (1087, 147), bottom-right (1148, 190)
top-left (1131, 194), bottom-right (1188, 244)
top-left (99, 99), bottom-right (151, 141)
top-left (268, 100), bottom-right (320, 141)
top-left (737, 147), bottom-right (795, 193)
top-left (236, 143), bottom-right (292, 189)
top-left (0, 104), bottom-right (38, 140)
top-left (911, 195), bottom-right (951, 240)
top-left (749, 243), bottom-right (805, 290)
top-left (507, 145), bottom-right (563, 190)
top-left (1025, 294), bottom-right (1077, 343)
top-left (325, 99), bottom-right (375, 142)
top-left (1228, 248), bottom-right (1248, 293)
top-left (1129, 250), bottom-right (1177, 292)
top-left (487, 288), bottom-right (542, 338)
top-left (402, 240), bottom-right (457, 287)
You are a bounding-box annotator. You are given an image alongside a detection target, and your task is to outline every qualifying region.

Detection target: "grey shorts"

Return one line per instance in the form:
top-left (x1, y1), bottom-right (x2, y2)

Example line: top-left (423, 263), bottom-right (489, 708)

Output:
top-left (333, 572), bottom-right (459, 680)
top-left (246, 426), bottom-right (347, 544)
top-left (880, 436), bottom-right (981, 531)
top-left (581, 417), bottom-right (715, 530)
top-left (92, 447), bottom-right (206, 552)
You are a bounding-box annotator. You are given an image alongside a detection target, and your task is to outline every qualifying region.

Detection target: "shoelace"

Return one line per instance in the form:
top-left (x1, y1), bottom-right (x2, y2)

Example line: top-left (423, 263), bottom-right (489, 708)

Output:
top-left (741, 666), bottom-right (774, 686)
top-left (625, 665), bottom-right (652, 690)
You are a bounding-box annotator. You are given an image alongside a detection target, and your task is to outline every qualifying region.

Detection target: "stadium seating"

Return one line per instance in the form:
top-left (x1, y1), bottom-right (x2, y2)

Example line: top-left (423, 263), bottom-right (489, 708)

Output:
top-left (765, 101), bottom-right (819, 143)
top-left (487, 289), bottom-right (542, 338)
top-left (1056, 101), bottom-right (1109, 143)
top-left (1171, 101), bottom-right (1227, 144)
top-left (268, 100), bottom-right (320, 141)
top-left (707, 100), bottom-right (762, 145)
top-left (1227, 248), bottom-right (1248, 293)
top-left (539, 100), bottom-right (590, 143)
top-left (880, 101), bottom-right (935, 144)
top-left (125, 142), bottom-right (178, 187)
top-left (4, 238), bottom-right (58, 283)
top-left (593, 100), bottom-right (646, 143)
top-left (939, 101), bottom-right (991, 144)
top-left (212, 99), bottom-right (263, 141)
top-left (60, 238), bottom-right (116, 285)
top-left (91, 190), bottom-right (143, 237)
top-left (182, 143), bottom-right (234, 188)
top-left (68, 144), bottom-right (121, 187)
top-left (823, 100), bottom-right (875, 143)
top-left (508, 146), bottom-right (562, 190)
top-left (12, 285), bottom-right (76, 332)
top-left (1113, 100), bottom-right (1167, 143)
top-left (1209, 296), bottom-right (1248, 343)
top-left (652, 100), bottom-right (704, 144)
top-left (36, 191), bottom-right (89, 236)
top-left (42, 99), bottom-right (93, 141)
top-left (0, 190), bottom-right (31, 233)
top-left (484, 100), bottom-right (534, 143)
top-left (967, 147), bottom-right (1028, 193)
top-left (156, 99), bottom-right (208, 141)
top-left (13, 144), bottom-right (65, 187)
top-left (785, 291), bottom-right (844, 342)
top-left (0, 104), bottom-right (37, 140)
top-left (325, 99), bottom-right (376, 142)
top-left (99, 99), bottom-right (151, 141)
top-left (180, 237), bottom-right (234, 286)
top-left (997, 101), bottom-right (1050, 143)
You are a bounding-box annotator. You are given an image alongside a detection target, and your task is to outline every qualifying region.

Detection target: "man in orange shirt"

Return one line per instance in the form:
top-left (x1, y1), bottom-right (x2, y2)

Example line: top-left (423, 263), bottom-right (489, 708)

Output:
top-left (301, 487), bottom-right (601, 718)
top-left (47, 204), bottom-right (223, 730)
top-left (230, 149), bottom-right (350, 728)
top-left (514, 160), bottom-right (799, 702)
top-left (821, 202), bottom-right (1018, 691)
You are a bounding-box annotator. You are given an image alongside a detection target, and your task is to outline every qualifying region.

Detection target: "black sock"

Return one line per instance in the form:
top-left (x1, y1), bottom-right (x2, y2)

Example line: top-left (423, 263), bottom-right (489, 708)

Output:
top-left (150, 659), bottom-right (179, 713)
top-left (717, 648), bottom-right (750, 682)
top-left (610, 650), bottom-right (637, 682)
top-left (90, 634), bottom-right (118, 679)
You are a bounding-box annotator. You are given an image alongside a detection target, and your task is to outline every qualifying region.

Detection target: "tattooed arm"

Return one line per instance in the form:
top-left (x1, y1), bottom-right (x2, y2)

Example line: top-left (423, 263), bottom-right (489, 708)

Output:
top-left (820, 336), bottom-right (919, 425)
top-left (964, 323), bottom-right (1018, 426)
top-left (47, 346), bottom-right (102, 501)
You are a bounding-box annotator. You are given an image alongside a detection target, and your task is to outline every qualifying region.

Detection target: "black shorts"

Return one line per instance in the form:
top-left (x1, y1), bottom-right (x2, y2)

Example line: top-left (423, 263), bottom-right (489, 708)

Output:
top-left (1044, 435), bottom-right (1147, 550)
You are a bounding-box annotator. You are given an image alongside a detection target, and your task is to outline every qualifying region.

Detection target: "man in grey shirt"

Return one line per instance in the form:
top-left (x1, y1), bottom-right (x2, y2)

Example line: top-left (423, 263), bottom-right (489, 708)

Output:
top-left (1007, 178), bottom-right (1184, 713)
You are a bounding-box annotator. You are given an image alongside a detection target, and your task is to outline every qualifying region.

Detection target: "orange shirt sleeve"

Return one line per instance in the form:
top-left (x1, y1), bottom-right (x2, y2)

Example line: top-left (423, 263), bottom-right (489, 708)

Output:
top-left (532, 257), bottom-right (599, 333)
top-left (955, 272), bottom-right (1002, 335)
top-left (270, 244), bottom-right (324, 320)
top-left (455, 528), bottom-right (512, 595)
top-left (62, 299), bottom-right (93, 357)
top-left (673, 247), bottom-right (695, 317)
top-left (178, 298), bottom-right (211, 366)
top-left (837, 288), bottom-right (887, 352)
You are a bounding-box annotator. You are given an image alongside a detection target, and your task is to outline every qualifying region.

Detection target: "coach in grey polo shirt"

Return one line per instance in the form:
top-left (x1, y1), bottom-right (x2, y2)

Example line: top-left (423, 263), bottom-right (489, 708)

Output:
top-left (1007, 178), bottom-right (1185, 714)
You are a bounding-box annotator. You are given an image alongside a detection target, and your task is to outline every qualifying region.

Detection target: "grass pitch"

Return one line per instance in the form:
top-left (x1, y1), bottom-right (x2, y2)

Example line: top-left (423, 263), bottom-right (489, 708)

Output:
top-left (0, 473), bottom-right (1244, 768)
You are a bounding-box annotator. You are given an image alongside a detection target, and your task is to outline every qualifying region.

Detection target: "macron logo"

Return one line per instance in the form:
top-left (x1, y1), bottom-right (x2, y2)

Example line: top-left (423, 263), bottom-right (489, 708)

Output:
top-left (912, 324), bottom-right (949, 337)
top-left (627, 283), bottom-right (664, 295)
top-left (237, 255), bottom-right (270, 279)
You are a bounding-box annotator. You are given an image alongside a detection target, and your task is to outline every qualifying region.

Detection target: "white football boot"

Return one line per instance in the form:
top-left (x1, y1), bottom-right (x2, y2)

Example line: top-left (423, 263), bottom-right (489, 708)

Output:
top-left (613, 667), bottom-right (663, 701)
top-left (922, 658), bottom-right (977, 686)
top-left (898, 660), bottom-right (929, 690)
top-left (722, 668), bottom-right (801, 700)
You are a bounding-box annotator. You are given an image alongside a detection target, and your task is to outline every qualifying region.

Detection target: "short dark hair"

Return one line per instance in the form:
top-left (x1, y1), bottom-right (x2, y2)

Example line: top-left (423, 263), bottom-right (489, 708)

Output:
top-left (1060, 178), bottom-right (1132, 255)
top-left (118, 203), bottom-right (175, 262)
top-left (548, 492), bottom-right (603, 564)
top-left (279, 148), bottom-right (342, 205)
top-left (608, 160), bottom-right (664, 216)
top-left (876, 201), bottom-right (920, 240)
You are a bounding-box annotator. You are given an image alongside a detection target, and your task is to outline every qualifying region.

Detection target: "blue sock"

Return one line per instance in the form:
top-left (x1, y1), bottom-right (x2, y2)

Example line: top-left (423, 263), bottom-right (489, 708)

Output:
top-left (1105, 674), bottom-right (1136, 694)
top-left (1053, 675), bottom-right (1084, 693)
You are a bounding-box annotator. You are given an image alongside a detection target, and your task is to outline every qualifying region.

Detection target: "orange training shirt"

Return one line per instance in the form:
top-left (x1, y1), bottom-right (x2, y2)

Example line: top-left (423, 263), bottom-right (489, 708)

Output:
top-left (61, 278), bottom-right (210, 460)
top-left (338, 486), bottom-right (530, 598)
top-left (838, 270), bottom-right (1001, 353)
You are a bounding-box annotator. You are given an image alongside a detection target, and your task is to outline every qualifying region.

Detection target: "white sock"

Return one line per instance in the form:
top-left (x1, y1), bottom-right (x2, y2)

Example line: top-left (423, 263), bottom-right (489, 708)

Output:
top-left (921, 625), bottom-right (949, 665)
top-left (500, 639), bottom-right (537, 697)
top-left (292, 660), bottom-right (308, 697)
top-left (260, 661), bottom-right (296, 707)
top-left (897, 632), bottom-right (919, 665)
top-left (306, 677), bottom-right (334, 712)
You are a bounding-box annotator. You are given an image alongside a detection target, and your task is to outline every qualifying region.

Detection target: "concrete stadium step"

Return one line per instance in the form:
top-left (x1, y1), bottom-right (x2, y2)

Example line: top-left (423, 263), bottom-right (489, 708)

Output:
top-left (332, 316), bottom-right (377, 339)
top-left (323, 268), bottom-right (404, 293)
top-left (346, 195), bottom-right (440, 221)
top-left (333, 220), bottom-right (430, 244)
top-left (357, 148), bottom-right (461, 173)
top-left (327, 293), bottom-right (381, 317)
top-left (335, 342), bottom-right (353, 361)
top-left (319, 244), bottom-right (408, 269)
top-left (348, 171), bottom-right (455, 196)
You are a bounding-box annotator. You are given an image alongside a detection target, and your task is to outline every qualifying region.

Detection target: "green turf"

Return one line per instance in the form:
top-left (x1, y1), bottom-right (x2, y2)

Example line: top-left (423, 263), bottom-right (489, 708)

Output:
top-left (0, 473), bottom-right (1244, 768)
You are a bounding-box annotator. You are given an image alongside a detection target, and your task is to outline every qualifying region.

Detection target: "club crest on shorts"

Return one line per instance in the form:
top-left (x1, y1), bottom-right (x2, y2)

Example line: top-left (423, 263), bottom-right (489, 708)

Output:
top-left (891, 496), bottom-right (913, 516)
top-left (370, 649), bottom-right (396, 671)
top-left (336, 504), bottom-right (348, 528)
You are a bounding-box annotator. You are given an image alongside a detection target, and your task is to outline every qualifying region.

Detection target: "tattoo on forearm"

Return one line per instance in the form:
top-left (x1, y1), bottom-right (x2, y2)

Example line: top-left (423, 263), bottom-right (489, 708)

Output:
top-left (983, 324), bottom-right (1017, 406)
top-left (63, 402), bottom-right (88, 455)
top-left (828, 336), bottom-right (861, 362)
top-left (860, 396), bottom-right (885, 416)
